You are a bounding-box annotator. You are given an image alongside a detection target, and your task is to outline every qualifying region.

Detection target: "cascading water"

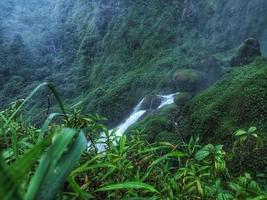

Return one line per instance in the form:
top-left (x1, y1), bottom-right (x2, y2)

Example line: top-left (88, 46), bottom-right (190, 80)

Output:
top-left (157, 93), bottom-right (178, 109)
top-left (93, 92), bottom-right (179, 151)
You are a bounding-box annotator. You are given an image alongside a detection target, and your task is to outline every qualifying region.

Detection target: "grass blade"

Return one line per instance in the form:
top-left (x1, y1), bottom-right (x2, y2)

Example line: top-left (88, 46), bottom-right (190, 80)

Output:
top-left (96, 182), bottom-right (159, 193)
top-left (149, 151), bottom-right (186, 168)
top-left (38, 113), bottom-right (63, 143)
top-left (25, 129), bottom-right (86, 200)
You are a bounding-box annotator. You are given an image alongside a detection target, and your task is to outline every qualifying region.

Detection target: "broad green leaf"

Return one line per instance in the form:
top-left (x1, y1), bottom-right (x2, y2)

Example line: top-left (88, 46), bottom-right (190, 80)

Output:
top-left (195, 144), bottom-right (214, 161)
top-left (39, 131), bottom-right (87, 199)
top-left (96, 181), bottom-right (159, 193)
top-left (234, 129), bottom-right (247, 137)
top-left (25, 128), bottom-right (87, 200)
top-left (248, 127), bottom-right (257, 134)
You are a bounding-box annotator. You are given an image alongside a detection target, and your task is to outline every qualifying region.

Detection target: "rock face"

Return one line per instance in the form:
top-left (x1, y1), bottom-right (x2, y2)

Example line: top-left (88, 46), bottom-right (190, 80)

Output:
top-left (172, 69), bottom-right (206, 92)
top-left (230, 38), bottom-right (262, 66)
top-left (140, 94), bottom-right (161, 110)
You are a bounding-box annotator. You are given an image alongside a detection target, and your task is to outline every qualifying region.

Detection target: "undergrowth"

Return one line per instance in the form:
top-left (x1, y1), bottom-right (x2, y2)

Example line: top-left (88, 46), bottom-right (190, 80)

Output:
top-left (0, 83), bottom-right (266, 200)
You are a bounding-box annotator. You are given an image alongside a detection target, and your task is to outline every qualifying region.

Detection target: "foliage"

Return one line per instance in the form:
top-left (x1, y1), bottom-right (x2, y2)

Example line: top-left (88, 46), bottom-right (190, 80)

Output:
top-left (0, 83), bottom-right (266, 199)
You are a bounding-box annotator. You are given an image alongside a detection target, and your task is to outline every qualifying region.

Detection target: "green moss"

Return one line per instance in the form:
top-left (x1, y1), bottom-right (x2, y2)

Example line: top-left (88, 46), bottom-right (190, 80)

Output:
top-left (180, 58), bottom-right (267, 143)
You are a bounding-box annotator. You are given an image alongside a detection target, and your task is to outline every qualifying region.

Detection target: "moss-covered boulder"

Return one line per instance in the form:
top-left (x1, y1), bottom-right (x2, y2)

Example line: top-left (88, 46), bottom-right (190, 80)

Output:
top-left (179, 58), bottom-right (267, 143)
top-left (172, 69), bottom-right (206, 92)
top-left (230, 38), bottom-right (262, 67)
top-left (174, 92), bottom-right (193, 107)
top-left (140, 94), bottom-right (161, 110)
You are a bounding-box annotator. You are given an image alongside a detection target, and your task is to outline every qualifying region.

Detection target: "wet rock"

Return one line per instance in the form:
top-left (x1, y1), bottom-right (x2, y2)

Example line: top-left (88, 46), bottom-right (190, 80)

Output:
top-left (140, 94), bottom-right (161, 110)
top-left (230, 38), bottom-right (261, 66)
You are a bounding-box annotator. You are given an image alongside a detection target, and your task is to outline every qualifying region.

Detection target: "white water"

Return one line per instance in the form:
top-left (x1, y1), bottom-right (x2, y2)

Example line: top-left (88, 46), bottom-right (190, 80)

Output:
top-left (157, 93), bottom-right (179, 109)
top-left (92, 92), bottom-right (178, 151)
top-left (114, 92), bottom-right (178, 135)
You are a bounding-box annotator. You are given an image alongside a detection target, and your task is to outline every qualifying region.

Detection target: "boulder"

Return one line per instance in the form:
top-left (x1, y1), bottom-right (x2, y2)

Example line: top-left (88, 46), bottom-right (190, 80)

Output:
top-left (140, 94), bottom-right (161, 110)
top-left (230, 38), bottom-right (261, 66)
top-left (172, 69), bottom-right (206, 92)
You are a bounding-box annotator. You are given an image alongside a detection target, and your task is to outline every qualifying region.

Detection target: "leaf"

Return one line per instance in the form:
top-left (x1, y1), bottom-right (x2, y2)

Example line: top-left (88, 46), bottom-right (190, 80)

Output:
top-left (119, 135), bottom-right (127, 155)
top-left (4, 83), bottom-right (69, 130)
top-left (96, 182), bottom-right (159, 193)
top-left (217, 193), bottom-right (233, 200)
top-left (196, 180), bottom-right (204, 196)
top-left (25, 129), bottom-right (87, 200)
top-left (248, 127), bottom-right (257, 134)
top-left (38, 113), bottom-right (63, 143)
top-left (138, 145), bottom-right (170, 155)
top-left (67, 176), bottom-right (93, 199)
top-left (228, 182), bottom-right (241, 192)
top-left (149, 151), bottom-right (186, 168)
top-left (195, 144), bottom-right (213, 161)
top-left (5, 83), bottom-right (48, 128)
top-left (70, 163), bottom-right (116, 176)
top-left (234, 129), bottom-right (247, 137)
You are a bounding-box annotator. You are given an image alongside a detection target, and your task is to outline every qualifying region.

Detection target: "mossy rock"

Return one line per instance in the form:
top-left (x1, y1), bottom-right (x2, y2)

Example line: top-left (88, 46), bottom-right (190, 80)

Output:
top-left (172, 69), bottom-right (206, 92)
top-left (230, 38), bottom-right (261, 67)
top-left (174, 92), bottom-right (193, 107)
top-left (140, 94), bottom-right (161, 110)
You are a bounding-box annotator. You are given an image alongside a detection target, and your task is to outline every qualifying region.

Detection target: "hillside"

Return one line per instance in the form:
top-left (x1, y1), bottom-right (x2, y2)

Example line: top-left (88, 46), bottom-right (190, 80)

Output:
top-left (1, 0), bottom-right (267, 126)
top-left (0, 0), bottom-right (267, 199)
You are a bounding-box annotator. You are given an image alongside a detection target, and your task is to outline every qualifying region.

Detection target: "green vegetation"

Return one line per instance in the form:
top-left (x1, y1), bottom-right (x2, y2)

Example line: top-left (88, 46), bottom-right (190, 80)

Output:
top-left (1, 84), bottom-right (267, 199)
top-left (1, 1), bottom-right (267, 199)
top-left (180, 58), bottom-right (267, 142)
top-left (177, 58), bottom-right (267, 177)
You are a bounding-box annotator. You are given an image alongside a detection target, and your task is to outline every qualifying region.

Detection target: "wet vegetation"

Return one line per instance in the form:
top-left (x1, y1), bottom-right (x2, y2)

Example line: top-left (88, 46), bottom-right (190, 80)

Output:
top-left (0, 0), bottom-right (267, 199)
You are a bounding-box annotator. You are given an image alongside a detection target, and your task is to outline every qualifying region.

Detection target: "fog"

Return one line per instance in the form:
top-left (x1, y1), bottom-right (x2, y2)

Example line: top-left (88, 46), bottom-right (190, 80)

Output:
top-left (0, 0), bottom-right (62, 60)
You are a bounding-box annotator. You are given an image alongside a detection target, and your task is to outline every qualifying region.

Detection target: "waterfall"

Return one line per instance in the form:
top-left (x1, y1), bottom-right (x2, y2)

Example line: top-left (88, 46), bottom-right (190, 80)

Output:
top-left (93, 92), bottom-right (178, 151)
top-left (157, 93), bottom-right (178, 109)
